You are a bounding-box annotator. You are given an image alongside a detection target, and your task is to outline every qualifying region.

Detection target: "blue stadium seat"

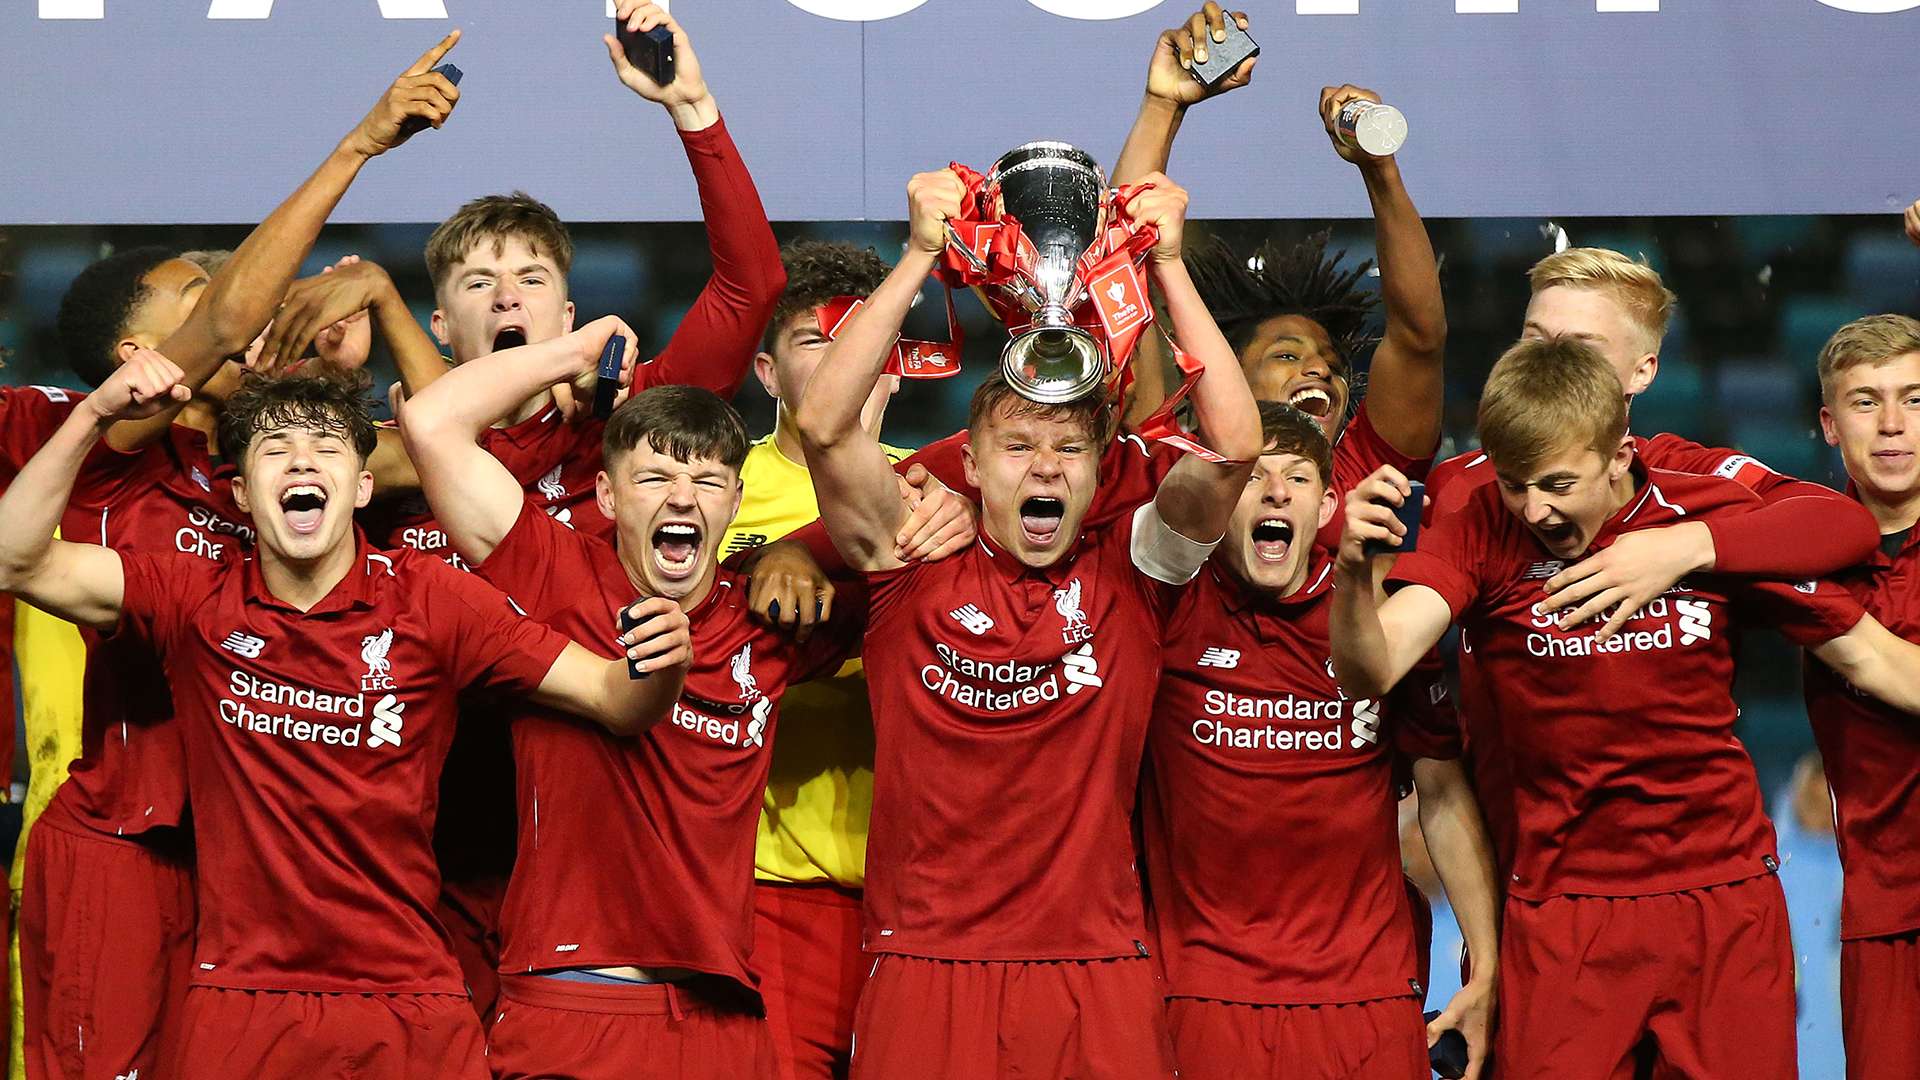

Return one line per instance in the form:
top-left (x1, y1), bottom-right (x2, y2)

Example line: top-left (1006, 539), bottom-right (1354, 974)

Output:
top-left (13, 240), bottom-right (99, 322)
top-left (1632, 355), bottom-right (1705, 438)
top-left (1734, 216), bottom-right (1819, 263)
top-left (1728, 419), bottom-right (1826, 480)
top-left (1715, 356), bottom-right (1808, 418)
top-left (1841, 234), bottom-right (1920, 315)
top-left (1778, 297), bottom-right (1872, 368)
top-left (566, 239), bottom-right (649, 326)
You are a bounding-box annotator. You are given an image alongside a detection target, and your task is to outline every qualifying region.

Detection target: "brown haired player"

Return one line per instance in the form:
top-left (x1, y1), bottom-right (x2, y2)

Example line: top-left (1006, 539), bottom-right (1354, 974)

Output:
top-left (1331, 336), bottom-right (1920, 1078)
top-left (0, 360), bottom-right (690, 1078)
top-left (796, 167), bottom-right (1259, 1078)
top-left (400, 317), bottom-right (865, 1078)
top-left (1804, 312), bottom-right (1920, 1078)
top-left (1143, 402), bottom-right (1499, 1079)
top-left (19, 34), bottom-right (465, 1080)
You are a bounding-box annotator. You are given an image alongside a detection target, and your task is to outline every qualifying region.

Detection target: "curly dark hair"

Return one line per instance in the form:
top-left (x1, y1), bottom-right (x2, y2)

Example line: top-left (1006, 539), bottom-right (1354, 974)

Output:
top-left (1183, 232), bottom-right (1380, 377)
top-left (218, 373), bottom-right (379, 467)
top-left (763, 240), bottom-right (893, 352)
top-left (55, 246), bottom-right (181, 388)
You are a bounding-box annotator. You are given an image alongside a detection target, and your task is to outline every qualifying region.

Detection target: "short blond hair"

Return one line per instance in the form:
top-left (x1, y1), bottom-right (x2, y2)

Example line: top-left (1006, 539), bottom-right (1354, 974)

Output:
top-left (1478, 336), bottom-right (1628, 477)
top-left (1817, 314), bottom-right (1920, 402)
top-left (1528, 247), bottom-right (1676, 351)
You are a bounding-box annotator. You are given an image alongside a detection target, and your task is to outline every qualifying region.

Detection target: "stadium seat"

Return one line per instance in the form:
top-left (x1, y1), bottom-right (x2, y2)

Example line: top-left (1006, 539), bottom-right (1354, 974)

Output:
top-left (1841, 233), bottom-right (1920, 314)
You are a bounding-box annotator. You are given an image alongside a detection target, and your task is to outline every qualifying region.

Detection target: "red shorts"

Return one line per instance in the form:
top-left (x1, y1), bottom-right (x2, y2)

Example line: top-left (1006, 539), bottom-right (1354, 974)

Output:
top-left (437, 873), bottom-right (508, 1023)
top-left (19, 807), bottom-right (193, 1080)
top-left (488, 973), bottom-right (774, 1079)
top-left (753, 882), bottom-right (866, 1080)
top-left (1497, 874), bottom-right (1793, 1079)
top-left (850, 955), bottom-right (1173, 1080)
top-left (1165, 995), bottom-right (1427, 1079)
top-left (176, 986), bottom-right (487, 1079)
top-left (1840, 929), bottom-right (1920, 1079)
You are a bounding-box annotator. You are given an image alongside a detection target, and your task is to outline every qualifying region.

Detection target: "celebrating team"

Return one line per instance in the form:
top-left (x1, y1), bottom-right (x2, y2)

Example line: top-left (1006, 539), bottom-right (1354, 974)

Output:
top-left (1, 2), bottom-right (1916, 1079)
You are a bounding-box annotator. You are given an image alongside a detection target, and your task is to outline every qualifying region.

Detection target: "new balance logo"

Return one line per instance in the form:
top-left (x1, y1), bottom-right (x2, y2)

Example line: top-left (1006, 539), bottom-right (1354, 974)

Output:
top-left (949, 604), bottom-right (994, 635)
top-left (1675, 599), bottom-right (1713, 645)
top-left (1197, 647), bottom-right (1240, 669)
top-left (115, 1070), bottom-right (138, 1080)
top-left (220, 631), bottom-right (265, 658)
top-left (1062, 643), bottom-right (1103, 695)
top-left (367, 694), bottom-right (405, 749)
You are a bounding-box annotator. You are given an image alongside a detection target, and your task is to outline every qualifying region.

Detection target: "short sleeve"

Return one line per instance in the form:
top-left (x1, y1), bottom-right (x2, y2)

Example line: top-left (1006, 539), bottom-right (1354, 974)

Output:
top-left (895, 432), bottom-right (973, 499)
top-left (475, 500), bottom-right (577, 621)
top-left (1733, 577), bottom-right (1868, 647)
top-left (0, 386), bottom-right (80, 480)
top-left (115, 550), bottom-right (217, 656)
top-left (418, 556), bottom-right (572, 695)
top-left (1385, 493), bottom-right (1496, 619)
top-left (1332, 400), bottom-right (1434, 497)
top-left (1388, 649), bottom-right (1461, 762)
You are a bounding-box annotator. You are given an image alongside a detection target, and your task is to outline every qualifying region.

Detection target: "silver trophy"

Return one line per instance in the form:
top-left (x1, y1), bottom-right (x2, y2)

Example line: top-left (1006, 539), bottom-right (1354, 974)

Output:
top-left (975, 141), bottom-right (1109, 404)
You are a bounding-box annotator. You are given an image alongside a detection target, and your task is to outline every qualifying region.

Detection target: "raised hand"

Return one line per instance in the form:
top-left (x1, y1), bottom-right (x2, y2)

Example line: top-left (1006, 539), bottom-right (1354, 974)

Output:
top-left (603, 2), bottom-right (716, 129)
top-left (563, 315), bottom-right (644, 415)
top-left (894, 464), bottom-right (976, 562)
top-left (85, 348), bottom-right (192, 423)
top-left (1338, 465), bottom-right (1416, 572)
top-left (342, 30), bottom-right (462, 159)
top-left (907, 169), bottom-right (969, 257)
top-left (1123, 172), bottom-right (1191, 264)
top-left (259, 256), bottom-right (394, 374)
top-left (1145, 4), bottom-right (1254, 108)
top-left (1905, 197), bottom-right (1920, 247)
top-left (1319, 83), bottom-right (1386, 166)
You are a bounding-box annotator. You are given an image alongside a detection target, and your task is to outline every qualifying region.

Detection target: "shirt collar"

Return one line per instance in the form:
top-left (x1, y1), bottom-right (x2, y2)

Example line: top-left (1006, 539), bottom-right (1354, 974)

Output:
top-left (975, 525), bottom-right (1084, 587)
top-left (243, 529), bottom-right (387, 615)
top-left (1586, 456), bottom-right (1658, 551)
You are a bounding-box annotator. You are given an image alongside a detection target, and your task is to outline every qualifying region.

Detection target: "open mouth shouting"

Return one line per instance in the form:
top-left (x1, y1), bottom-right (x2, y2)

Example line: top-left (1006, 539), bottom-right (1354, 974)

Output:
top-left (1534, 519), bottom-right (1579, 552)
top-left (280, 483), bottom-right (328, 536)
top-left (651, 520), bottom-right (704, 581)
top-left (1020, 496), bottom-right (1066, 547)
top-left (1250, 516), bottom-right (1296, 563)
top-left (491, 324), bottom-right (529, 353)
top-left (1287, 385), bottom-right (1335, 420)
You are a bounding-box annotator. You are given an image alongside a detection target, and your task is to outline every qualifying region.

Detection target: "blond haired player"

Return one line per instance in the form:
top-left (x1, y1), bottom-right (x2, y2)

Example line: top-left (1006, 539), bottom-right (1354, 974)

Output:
top-left (1803, 312), bottom-right (1920, 1079)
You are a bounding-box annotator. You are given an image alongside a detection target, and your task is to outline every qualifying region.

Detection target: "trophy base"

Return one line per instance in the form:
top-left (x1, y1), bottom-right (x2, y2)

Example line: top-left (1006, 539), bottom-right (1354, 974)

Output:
top-left (1002, 325), bottom-right (1106, 405)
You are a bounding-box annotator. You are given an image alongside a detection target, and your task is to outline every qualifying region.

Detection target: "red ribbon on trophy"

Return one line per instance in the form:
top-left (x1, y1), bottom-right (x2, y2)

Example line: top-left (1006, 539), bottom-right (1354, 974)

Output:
top-left (933, 161), bottom-right (1231, 464)
top-left (814, 287), bottom-right (964, 381)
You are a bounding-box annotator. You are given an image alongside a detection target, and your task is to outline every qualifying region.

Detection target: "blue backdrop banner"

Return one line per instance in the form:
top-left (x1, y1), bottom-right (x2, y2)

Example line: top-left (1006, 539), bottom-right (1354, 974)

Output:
top-left (3, 1), bottom-right (1917, 224)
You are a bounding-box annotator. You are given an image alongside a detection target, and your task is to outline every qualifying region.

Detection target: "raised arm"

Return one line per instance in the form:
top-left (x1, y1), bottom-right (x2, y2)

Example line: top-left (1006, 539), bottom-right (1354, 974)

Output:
top-left (604, 2), bottom-right (783, 400)
top-left (1329, 467), bottom-right (1453, 698)
top-left (1318, 85), bottom-right (1445, 460)
top-left (1112, 4), bottom-right (1255, 186)
top-left (1414, 756), bottom-right (1499, 1079)
top-left (793, 173), bottom-right (959, 573)
top-left (1133, 175), bottom-right (1259, 546)
top-left (0, 352), bottom-right (190, 630)
top-left (256, 259), bottom-right (451, 397)
top-left (532, 598), bottom-right (691, 736)
top-left (109, 31), bottom-right (464, 452)
top-left (400, 316), bottom-right (640, 565)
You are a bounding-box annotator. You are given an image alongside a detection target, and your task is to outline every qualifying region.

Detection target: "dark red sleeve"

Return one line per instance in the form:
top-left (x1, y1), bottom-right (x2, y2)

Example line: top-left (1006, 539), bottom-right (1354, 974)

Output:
top-left (473, 501), bottom-right (575, 621)
top-left (0, 386), bottom-right (80, 480)
top-left (1333, 400), bottom-right (1435, 496)
top-left (1387, 488), bottom-right (1498, 618)
top-left (1389, 649), bottom-right (1461, 762)
top-left (632, 117), bottom-right (785, 398)
top-left (896, 432), bottom-right (975, 500)
top-left (1734, 577), bottom-right (1869, 647)
top-left (1639, 433), bottom-right (1877, 577)
top-left (115, 550), bottom-right (215, 654)
top-left (419, 555), bottom-right (571, 695)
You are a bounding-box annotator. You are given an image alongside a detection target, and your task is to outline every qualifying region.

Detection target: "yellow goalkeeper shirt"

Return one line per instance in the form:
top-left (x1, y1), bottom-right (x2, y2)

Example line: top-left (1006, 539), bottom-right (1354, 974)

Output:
top-left (725, 434), bottom-right (907, 887)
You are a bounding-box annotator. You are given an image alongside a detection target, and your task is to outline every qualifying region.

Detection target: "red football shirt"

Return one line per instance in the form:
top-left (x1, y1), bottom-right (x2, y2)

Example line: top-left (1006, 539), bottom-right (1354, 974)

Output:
top-left (375, 116), bottom-right (782, 564)
top-left (1804, 519), bottom-right (1920, 940)
top-left (0, 384), bottom-right (84, 784)
top-left (1145, 556), bottom-right (1453, 1006)
top-left (859, 510), bottom-right (1180, 961)
top-left (1422, 433), bottom-right (1877, 877)
top-left (53, 424), bottom-right (249, 836)
top-left (475, 504), bottom-right (852, 990)
top-left (116, 538), bottom-right (569, 993)
top-left (1388, 464), bottom-right (1865, 900)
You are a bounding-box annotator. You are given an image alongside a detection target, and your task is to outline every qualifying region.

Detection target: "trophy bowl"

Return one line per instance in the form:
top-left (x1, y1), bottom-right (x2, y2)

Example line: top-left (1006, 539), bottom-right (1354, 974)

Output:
top-left (983, 142), bottom-right (1109, 404)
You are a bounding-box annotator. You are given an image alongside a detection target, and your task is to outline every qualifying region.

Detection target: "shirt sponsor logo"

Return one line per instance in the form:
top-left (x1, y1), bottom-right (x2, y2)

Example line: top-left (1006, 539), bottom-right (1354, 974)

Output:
top-left (366, 694), bottom-right (405, 749)
top-left (670, 645), bottom-right (773, 749)
top-left (1195, 674), bottom-right (1379, 752)
top-left (921, 641), bottom-right (1097, 711)
top-left (1053, 579), bottom-right (1091, 645)
top-left (537, 464), bottom-right (566, 502)
top-left (1523, 560), bottom-right (1565, 580)
top-left (219, 670), bottom-right (376, 748)
top-left (1524, 592), bottom-right (1711, 658)
top-left (220, 630), bottom-right (266, 658)
top-left (176, 505), bottom-right (255, 562)
top-left (1196, 646), bottom-right (1240, 669)
top-left (949, 604), bottom-right (994, 635)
